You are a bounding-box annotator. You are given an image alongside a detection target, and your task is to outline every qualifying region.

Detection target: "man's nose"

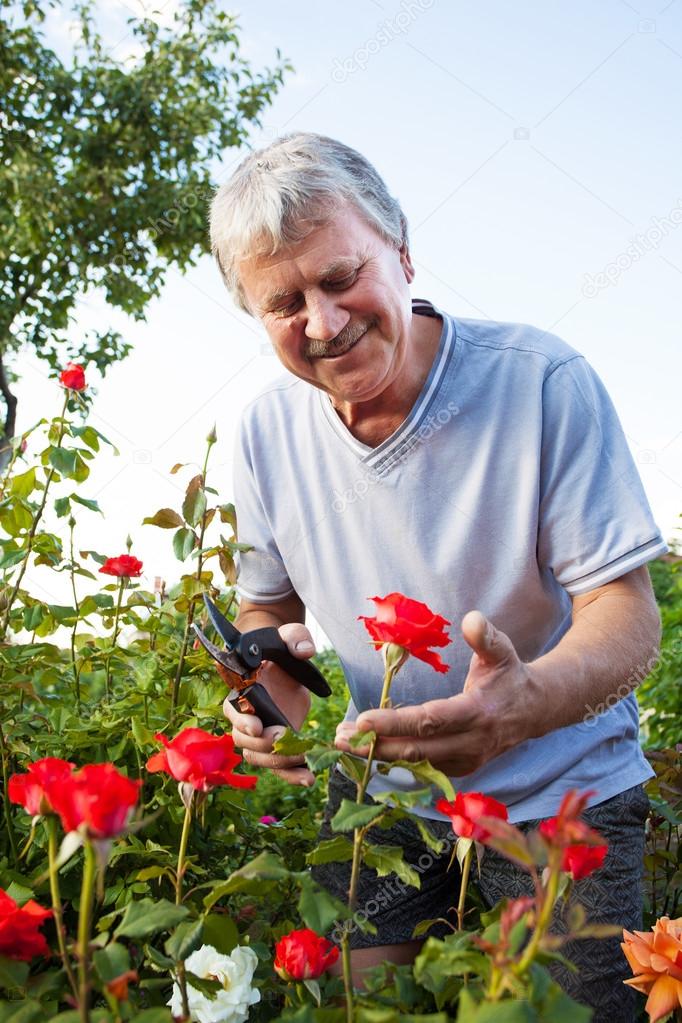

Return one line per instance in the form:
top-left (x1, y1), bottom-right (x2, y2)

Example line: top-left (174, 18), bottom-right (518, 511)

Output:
top-left (304, 293), bottom-right (350, 341)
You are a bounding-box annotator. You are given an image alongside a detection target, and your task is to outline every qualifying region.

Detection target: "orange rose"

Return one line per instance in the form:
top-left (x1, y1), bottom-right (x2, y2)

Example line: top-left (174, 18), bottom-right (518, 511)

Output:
top-left (622, 916), bottom-right (682, 1022)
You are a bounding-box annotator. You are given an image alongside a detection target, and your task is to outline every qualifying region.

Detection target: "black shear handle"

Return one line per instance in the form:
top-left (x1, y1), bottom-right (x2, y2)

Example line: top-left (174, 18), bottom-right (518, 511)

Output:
top-left (243, 628), bottom-right (332, 698)
top-left (230, 683), bottom-right (292, 730)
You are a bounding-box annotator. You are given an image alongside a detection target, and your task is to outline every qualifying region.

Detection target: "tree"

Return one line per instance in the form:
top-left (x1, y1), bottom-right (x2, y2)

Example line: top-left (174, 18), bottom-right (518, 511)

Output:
top-left (0, 0), bottom-right (289, 458)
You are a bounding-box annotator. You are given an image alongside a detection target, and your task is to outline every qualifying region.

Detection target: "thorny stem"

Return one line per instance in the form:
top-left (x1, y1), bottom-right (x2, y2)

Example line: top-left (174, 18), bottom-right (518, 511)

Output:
top-left (77, 841), bottom-right (97, 1023)
top-left (0, 394), bottom-right (69, 642)
top-left (104, 577), bottom-right (125, 700)
top-left (174, 796), bottom-right (194, 1019)
top-left (0, 720), bottom-right (18, 863)
top-left (68, 519), bottom-right (82, 709)
top-left (170, 438), bottom-right (213, 721)
top-left (47, 816), bottom-right (78, 999)
top-left (514, 854), bottom-right (561, 976)
top-left (341, 659), bottom-right (399, 1023)
top-left (457, 843), bottom-right (473, 931)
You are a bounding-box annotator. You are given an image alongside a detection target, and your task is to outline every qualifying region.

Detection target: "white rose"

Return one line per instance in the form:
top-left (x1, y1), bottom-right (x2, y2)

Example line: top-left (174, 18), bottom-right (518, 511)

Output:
top-left (168, 943), bottom-right (261, 1023)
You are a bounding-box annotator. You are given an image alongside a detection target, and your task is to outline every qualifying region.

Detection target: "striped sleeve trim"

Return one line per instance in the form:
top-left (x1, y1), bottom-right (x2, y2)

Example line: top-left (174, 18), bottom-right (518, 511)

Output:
top-left (235, 581), bottom-right (296, 603)
top-left (561, 537), bottom-right (669, 595)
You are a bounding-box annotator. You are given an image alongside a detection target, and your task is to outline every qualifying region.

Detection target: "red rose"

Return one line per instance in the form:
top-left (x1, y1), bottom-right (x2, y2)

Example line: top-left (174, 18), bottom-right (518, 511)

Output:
top-left (99, 555), bottom-right (143, 578)
top-left (560, 842), bottom-right (607, 880)
top-left (538, 790), bottom-right (608, 880)
top-left (8, 757), bottom-right (75, 817)
top-left (146, 728), bottom-right (258, 791)
top-left (274, 928), bottom-right (339, 981)
top-left (59, 362), bottom-right (86, 391)
top-left (0, 889), bottom-right (52, 961)
top-left (47, 763), bottom-right (141, 839)
top-left (358, 592), bottom-right (451, 673)
top-left (436, 791), bottom-right (509, 842)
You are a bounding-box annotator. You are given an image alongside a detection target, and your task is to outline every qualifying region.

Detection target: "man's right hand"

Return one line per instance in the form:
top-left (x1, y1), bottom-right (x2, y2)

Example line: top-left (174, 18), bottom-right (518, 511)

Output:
top-left (222, 622), bottom-right (316, 786)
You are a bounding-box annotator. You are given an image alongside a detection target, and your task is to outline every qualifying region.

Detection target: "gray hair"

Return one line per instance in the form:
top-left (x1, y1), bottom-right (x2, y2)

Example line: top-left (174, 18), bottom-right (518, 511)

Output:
top-left (209, 132), bottom-right (409, 313)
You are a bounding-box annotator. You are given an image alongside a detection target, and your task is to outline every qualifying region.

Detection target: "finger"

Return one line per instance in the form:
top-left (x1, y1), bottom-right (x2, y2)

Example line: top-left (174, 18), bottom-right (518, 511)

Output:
top-left (461, 611), bottom-right (517, 667)
top-left (278, 622), bottom-right (316, 659)
top-left (272, 766), bottom-right (316, 786)
top-left (241, 747), bottom-right (308, 770)
top-left (223, 695), bottom-right (263, 738)
top-left (354, 697), bottom-right (472, 739)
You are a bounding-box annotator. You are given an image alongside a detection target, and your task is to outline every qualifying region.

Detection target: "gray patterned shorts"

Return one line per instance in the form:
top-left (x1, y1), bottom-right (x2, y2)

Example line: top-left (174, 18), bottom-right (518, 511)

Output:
top-left (311, 767), bottom-right (650, 1023)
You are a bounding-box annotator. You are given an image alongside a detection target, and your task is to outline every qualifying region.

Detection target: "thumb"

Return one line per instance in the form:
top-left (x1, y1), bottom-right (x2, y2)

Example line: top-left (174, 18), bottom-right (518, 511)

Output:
top-left (278, 622), bottom-right (316, 659)
top-left (461, 610), bottom-right (516, 667)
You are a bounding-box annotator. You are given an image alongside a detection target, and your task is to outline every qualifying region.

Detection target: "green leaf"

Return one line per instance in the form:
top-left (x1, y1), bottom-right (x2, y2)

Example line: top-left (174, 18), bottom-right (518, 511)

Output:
top-left (54, 495), bottom-right (71, 517)
top-left (93, 942), bottom-right (130, 984)
top-left (363, 844), bottom-right (421, 889)
top-left (203, 851), bottom-right (291, 909)
top-left (0, 956), bottom-right (30, 990)
top-left (182, 474), bottom-right (207, 527)
top-left (0, 1000), bottom-right (46, 1023)
top-left (165, 918), bottom-right (204, 961)
top-left (330, 798), bottom-right (385, 833)
top-left (272, 728), bottom-right (316, 756)
top-left (201, 913), bottom-right (238, 954)
top-left (306, 835), bottom-right (354, 865)
top-left (10, 468), bottom-right (36, 498)
top-left (71, 494), bottom-right (102, 514)
top-left (173, 527), bottom-right (198, 562)
top-left (185, 971), bottom-right (221, 998)
top-left (23, 604), bottom-right (45, 632)
top-left (48, 447), bottom-right (78, 477)
top-left (377, 759), bottom-right (456, 801)
top-left (349, 729), bottom-right (375, 749)
top-left (143, 508), bottom-right (184, 529)
top-left (337, 754), bottom-right (367, 785)
top-left (218, 502), bottom-right (237, 532)
top-left (305, 746), bottom-right (344, 774)
top-left (297, 874), bottom-right (346, 933)
top-left (131, 716), bottom-right (157, 747)
top-left (115, 898), bottom-right (188, 939)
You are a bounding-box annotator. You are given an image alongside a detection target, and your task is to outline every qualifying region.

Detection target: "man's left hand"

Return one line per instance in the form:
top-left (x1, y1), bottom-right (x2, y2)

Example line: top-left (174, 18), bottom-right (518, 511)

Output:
top-left (334, 610), bottom-right (537, 776)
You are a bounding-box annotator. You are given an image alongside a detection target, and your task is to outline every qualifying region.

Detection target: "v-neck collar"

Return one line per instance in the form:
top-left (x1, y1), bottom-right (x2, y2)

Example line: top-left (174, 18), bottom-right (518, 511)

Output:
top-left (317, 299), bottom-right (457, 472)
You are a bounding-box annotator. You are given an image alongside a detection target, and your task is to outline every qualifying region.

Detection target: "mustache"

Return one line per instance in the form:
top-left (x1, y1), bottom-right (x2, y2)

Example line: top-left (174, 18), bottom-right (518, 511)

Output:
top-left (304, 318), bottom-right (376, 359)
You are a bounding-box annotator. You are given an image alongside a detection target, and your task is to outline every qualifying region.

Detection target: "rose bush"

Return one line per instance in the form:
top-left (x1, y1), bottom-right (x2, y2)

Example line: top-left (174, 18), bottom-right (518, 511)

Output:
top-left (0, 366), bottom-right (678, 1022)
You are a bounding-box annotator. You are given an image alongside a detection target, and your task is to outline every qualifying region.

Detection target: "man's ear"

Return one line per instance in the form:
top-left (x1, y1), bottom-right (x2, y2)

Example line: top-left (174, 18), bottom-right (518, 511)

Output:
top-left (399, 242), bottom-right (416, 284)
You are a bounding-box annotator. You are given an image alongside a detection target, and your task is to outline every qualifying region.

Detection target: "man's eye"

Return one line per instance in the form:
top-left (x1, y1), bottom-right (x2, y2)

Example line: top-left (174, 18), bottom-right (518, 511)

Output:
top-left (272, 298), bottom-right (300, 317)
top-left (327, 271), bottom-right (357, 289)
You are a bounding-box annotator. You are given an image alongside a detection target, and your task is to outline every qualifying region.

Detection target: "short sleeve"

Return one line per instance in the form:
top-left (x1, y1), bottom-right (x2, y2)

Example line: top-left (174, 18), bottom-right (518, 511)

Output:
top-left (231, 416), bottom-right (295, 603)
top-left (537, 356), bottom-right (667, 595)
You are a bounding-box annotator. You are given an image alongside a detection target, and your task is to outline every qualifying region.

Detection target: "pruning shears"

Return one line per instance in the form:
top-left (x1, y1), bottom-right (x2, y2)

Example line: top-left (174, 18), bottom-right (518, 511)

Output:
top-left (191, 594), bottom-right (331, 730)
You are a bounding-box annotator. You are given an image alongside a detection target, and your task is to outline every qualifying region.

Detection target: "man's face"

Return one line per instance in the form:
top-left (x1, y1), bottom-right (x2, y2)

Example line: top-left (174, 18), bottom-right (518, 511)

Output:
top-left (237, 204), bottom-right (415, 406)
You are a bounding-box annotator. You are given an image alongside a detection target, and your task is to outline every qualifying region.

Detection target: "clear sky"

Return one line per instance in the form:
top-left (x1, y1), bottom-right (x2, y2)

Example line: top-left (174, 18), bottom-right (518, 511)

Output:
top-left (18, 0), bottom-right (682, 642)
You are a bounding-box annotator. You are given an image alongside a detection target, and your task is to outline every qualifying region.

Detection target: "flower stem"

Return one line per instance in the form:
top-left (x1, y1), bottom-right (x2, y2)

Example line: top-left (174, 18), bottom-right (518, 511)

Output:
top-left (0, 721), bottom-right (18, 863)
top-left (340, 659), bottom-right (399, 1019)
top-left (174, 798), bottom-right (193, 1019)
top-left (175, 799), bottom-right (193, 906)
top-left (104, 577), bottom-right (126, 700)
top-left (77, 841), bottom-right (97, 1023)
top-left (68, 519), bottom-right (82, 710)
top-left (0, 395), bottom-right (69, 642)
top-left (514, 856), bottom-right (560, 975)
top-left (457, 843), bottom-right (473, 930)
top-left (170, 439), bottom-right (213, 721)
top-left (47, 817), bottom-right (78, 999)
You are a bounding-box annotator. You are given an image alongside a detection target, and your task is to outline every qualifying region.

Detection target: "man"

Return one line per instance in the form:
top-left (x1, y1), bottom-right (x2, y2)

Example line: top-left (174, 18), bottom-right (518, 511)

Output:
top-left (209, 132), bottom-right (665, 1019)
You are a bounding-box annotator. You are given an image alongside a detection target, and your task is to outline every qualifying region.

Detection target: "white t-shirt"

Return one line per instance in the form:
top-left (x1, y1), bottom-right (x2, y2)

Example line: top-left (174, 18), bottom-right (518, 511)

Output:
top-left (232, 299), bottom-right (667, 822)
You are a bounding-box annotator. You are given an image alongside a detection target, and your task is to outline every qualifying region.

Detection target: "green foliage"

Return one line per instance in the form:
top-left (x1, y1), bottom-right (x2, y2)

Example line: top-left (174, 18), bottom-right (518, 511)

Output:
top-left (0, 0), bottom-right (290, 444)
top-left (638, 554), bottom-right (682, 748)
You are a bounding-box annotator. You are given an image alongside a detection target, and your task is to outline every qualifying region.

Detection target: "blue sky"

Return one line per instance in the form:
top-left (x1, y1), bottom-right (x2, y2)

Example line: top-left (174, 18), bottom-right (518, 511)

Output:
top-left (18, 0), bottom-right (682, 626)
